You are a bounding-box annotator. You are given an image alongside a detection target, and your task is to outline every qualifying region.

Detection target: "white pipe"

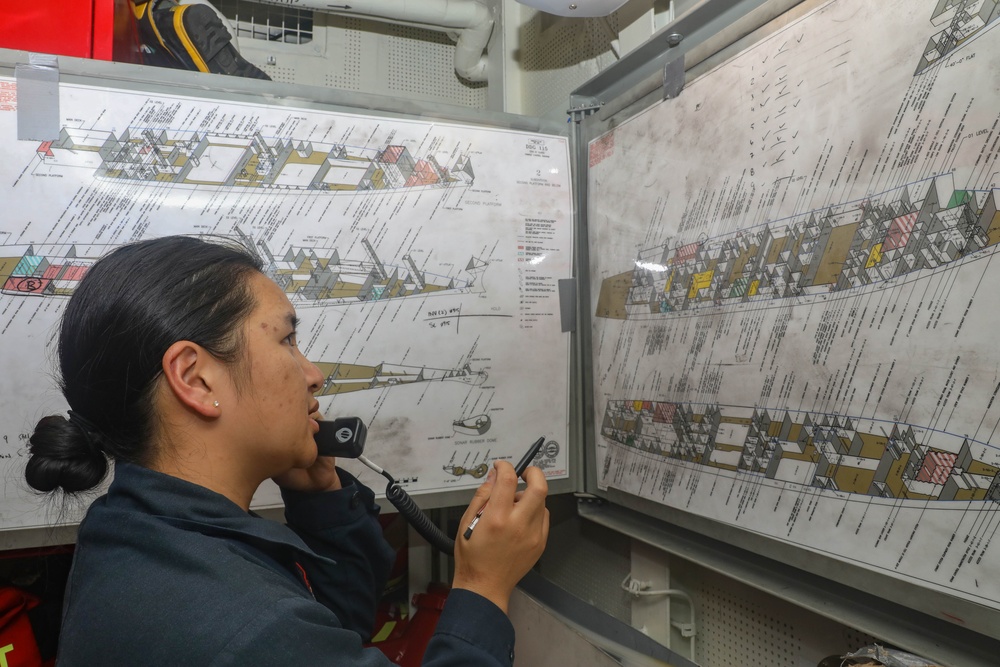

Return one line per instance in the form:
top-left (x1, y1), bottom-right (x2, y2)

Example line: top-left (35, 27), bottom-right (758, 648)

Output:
top-left (253, 0), bottom-right (494, 82)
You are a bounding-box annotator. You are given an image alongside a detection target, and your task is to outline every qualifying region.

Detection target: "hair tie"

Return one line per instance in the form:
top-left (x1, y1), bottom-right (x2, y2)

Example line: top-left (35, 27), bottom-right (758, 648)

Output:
top-left (67, 409), bottom-right (104, 457)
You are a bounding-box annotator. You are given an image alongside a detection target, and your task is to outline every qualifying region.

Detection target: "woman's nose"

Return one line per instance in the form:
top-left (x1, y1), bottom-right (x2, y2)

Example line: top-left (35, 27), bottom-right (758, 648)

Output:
top-left (303, 355), bottom-right (324, 393)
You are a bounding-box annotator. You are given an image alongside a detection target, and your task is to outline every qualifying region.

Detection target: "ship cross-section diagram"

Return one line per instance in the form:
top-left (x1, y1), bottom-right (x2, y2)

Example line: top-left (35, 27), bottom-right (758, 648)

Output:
top-left (603, 400), bottom-right (1000, 503)
top-left (35, 127), bottom-right (475, 192)
top-left (315, 361), bottom-right (487, 396)
top-left (0, 244), bottom-right (91, 297)
top-left (246, 231), bottom-right (486, 305)
top-left (0, 235), bottom-right (485, 305)
top-left (597, 175), bottom-right (1000, 320)
top-left (916, 0), bottom-right (1000, 74)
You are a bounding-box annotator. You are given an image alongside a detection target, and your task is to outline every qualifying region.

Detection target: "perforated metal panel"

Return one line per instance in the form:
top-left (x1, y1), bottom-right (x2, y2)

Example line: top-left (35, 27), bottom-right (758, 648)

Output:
top-left (672, 559), bottom-right (881, 667)
top-left (264, 65), bottom-right (297, 84)
top-left (514, 11), bottom-right (619, 119)
top-left (536, 498), bottom-right (634, 624)
top-left (385, 24), bottom-right (487, 108)
top-left (538, 505), bottom-right (897, 667)
top-left (507, 0), bottom-right (683, 119)
top-left (699, 582), bottom-right (805, 665)
top-left (213, 3), bottom-right (487, 108)
top-left (211, 2), bottom-right (676, 117)
top-left (324, 17), bottom-right (364, 91)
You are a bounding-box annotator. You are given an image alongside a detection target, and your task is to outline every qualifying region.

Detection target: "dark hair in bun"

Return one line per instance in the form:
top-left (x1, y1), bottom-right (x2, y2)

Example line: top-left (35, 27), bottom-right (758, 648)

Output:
top-left (25, 236), bottom-right (263, 494)
top-left (25, 415), bottom-right (108, 493)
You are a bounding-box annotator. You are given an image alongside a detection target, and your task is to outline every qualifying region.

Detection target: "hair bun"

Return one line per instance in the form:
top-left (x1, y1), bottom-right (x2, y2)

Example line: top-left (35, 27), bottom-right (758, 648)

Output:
top-left (25, 415), bottom-right (108, 493)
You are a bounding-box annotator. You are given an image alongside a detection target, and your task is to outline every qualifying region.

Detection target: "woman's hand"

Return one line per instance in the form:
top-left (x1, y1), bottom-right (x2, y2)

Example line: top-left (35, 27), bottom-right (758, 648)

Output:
top-left (452, 460), bottom-right (549, 613)
top-left (272, 411), bottom-right (342, 493)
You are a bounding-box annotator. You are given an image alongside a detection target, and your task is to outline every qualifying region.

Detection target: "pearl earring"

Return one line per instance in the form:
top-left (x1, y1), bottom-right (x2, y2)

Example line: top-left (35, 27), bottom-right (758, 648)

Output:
top-left (213, 401), bottom-right (220, 408)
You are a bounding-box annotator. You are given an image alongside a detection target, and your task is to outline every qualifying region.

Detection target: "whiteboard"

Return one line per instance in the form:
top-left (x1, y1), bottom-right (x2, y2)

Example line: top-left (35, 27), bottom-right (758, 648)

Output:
top-left (0, 58), bottom-right (574, 531)
top-left (585, 0), bottom-right (1000, 641)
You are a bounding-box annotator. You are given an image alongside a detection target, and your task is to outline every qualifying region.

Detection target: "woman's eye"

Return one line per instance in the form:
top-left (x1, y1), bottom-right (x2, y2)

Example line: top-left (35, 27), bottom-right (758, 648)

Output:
top-left (285, 333), bottom-right (298, 347)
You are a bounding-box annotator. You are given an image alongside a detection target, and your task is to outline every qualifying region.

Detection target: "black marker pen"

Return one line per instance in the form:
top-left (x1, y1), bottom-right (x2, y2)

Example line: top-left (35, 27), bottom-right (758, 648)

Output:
top-left (463, 436), bottom-right (545, 540)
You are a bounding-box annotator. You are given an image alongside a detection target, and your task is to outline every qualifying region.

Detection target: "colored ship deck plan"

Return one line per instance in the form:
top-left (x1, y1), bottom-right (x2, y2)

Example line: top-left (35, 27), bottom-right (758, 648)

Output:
top-left (0, 81), bottom-right (572, 526)
top-left (588, 0), bottom-right (1000, 619)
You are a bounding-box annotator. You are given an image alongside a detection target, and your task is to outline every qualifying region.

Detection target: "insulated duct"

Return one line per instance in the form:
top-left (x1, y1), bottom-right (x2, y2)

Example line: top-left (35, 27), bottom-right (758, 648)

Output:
top-left (252, 0), bottom-right (494, 82)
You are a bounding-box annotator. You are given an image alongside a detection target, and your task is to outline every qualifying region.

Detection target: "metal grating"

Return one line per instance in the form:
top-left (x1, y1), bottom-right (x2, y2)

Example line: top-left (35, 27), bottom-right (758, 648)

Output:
top-left (215, 0), bottom-right (314, 44)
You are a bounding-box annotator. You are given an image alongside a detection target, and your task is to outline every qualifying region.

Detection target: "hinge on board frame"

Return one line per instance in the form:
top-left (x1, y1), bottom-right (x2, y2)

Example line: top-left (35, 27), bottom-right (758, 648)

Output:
top-left (15, 53), bottom-right (60, 141)
top-left (567, 98), bottom-right (604, 123)
top-left (663, 56), bottom-right (685, 100)
top-left (663, 32), bottom-right (685, 100)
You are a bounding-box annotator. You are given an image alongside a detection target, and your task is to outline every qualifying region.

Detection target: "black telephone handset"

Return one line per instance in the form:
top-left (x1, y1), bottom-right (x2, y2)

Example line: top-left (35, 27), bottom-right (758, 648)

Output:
top-left (314, 417), bottom-right (367, 458)
top-left (314, 415), bottom-right (546, 558)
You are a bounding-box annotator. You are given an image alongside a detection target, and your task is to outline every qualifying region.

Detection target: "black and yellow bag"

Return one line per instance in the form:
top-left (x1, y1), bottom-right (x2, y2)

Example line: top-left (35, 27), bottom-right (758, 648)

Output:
top-left (133, 0), bottom-right (270, 80)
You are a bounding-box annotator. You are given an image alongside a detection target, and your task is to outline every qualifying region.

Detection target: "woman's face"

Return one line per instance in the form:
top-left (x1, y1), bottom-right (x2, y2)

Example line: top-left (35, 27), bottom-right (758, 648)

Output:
top-left (226, 273), bottom-right (324, 474)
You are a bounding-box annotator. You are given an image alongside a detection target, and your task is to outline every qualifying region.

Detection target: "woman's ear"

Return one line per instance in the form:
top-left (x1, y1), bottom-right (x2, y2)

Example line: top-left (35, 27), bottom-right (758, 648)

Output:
top-left (161, 341), bottom-right (223, 418)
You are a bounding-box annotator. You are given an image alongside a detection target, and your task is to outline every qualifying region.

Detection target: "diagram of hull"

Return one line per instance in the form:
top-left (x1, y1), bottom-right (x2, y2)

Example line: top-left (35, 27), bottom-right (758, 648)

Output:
top-left (35, 127), bottom-right (475, 192)
top-left (588, 0), bottom-right (1000, 616)
top-left (916, 0), bottom-right (1000, 73)
top-left (0, 245), bottom-right (95, 296)
top-left (250, 232), bottom-right (485, 306)
top-left (0, 237), bottom-right (483, 305)
top-left (597, 175), bottom-right (1000, 320)
top-left (315, 361), bottom-right (487, 396)
top-left (603, 401), bottom-right (1000, 502)
top-left (0, 67), bottom-right (574, 531)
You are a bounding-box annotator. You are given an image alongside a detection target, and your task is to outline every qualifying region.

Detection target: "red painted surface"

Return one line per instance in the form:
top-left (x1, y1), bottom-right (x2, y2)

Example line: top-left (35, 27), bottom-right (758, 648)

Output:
top-left (0, 0), bottom-right (139, 62)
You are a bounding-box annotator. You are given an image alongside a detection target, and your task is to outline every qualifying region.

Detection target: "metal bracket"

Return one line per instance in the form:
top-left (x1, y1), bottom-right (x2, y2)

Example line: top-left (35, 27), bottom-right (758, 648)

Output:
top-left (566, 97), bottom-right (604, 124)
top-left (574, 492), bottom-right (608, 506)
top-left (15, 53), bottom-right (60, 141)
top-left (662, 53), bottom-right (685, 101)
top-left (671, 621), bottom-right (696, 638)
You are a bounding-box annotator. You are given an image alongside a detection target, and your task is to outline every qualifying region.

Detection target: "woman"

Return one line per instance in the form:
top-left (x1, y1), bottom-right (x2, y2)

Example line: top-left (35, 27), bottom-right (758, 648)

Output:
top-left (25, 235), bottom-right (549, 666)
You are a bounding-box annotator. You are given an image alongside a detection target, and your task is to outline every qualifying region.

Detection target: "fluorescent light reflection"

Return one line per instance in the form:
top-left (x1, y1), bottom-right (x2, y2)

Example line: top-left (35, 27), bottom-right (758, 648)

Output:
top-left (635, 260), bottom-right (668, 272)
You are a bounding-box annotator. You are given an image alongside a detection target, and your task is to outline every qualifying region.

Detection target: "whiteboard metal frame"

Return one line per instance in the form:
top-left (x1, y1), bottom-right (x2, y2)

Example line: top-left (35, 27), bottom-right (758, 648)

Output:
top-left (0, 48), bottom-right (580, 547)
top-left (571, 0), bottom-right (1000, 661)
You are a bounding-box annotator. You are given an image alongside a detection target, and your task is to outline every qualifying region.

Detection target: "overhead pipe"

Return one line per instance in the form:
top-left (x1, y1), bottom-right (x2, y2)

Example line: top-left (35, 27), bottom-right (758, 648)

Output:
top-left (253, 0), bottom-right (494, 82)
